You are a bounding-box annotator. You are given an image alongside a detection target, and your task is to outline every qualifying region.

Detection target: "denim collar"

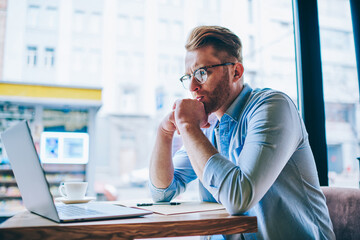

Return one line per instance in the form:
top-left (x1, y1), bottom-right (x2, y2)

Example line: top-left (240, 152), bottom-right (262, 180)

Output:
top-left (223, 83), bottom-right (253, 122)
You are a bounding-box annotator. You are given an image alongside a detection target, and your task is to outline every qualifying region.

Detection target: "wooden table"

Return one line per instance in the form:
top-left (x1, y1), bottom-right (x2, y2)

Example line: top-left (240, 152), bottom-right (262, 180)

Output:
top-left (0, 208), bottom-right (257, 239)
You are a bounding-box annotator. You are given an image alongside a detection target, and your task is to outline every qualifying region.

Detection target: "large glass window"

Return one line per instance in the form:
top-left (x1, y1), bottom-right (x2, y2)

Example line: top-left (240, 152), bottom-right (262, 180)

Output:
top-left (6, 0), bottom-right (357, 210)
top-left (241, 0), bottom-right (297, 100)
top-left (318, 0), bottom-right (359, 188)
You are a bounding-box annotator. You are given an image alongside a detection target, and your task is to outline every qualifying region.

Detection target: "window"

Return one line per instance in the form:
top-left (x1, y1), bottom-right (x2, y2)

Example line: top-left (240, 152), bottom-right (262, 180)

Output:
top-left (246, 71), bottom-right (257, 86)
top-left (117, 15), bottom-right (129, 36)
top-left (116, 51), bottom-right (129, 75)
top-left (89, 12), bottom-right (101, 34)
top-left (173, 56), bottom-right (183, 77)
top-left (158, 55), bottom-right (170, 80)
top-left (27, 46), bottom-right (37, 67)
top-left (325, 103), bottom-right (355, 123)
top-left (321, 29), bottom-right (352, 50)
top-left (241, 0), bottom-right (297, 100)
top-left (44, 6), bottom-right (57, 29)
top-left (27, 5), bottom-right (40, 27)
top-left (159, 20), bottom-right (168, 41)
top-left (44, 48), bottom-right (55, 68)
top-left (318, 0), bottom-right (359, 188)
top-left (122, 88), bottom-right (137, 113)
top-left (171, 21), bottom-right (183, 41)
top-left (248, 35), bottom-right (255, 60)
top-left (209, 0), bottom-right (218, 11)
top-left (132, 17), bottom-right (144, 38)
top-left (2, 0), bottom-right (314, 205)
top-left (328, 145), bottom-right (343, 175)
top-left (74, 10), bottom-right (85, 33)
top-left (88, 51), bottom-right (101, 74)
top-left (158, 0), bottom-right (168, 5)
top-left (72, 49), bottom-right (84, 71)
top-left (248, 0), bottom-right (253, 23)
top-left (133, 53), bottom-right (144, 77)
top-left (172, 0), bottom-right (181, 7)
top-left (156, 87), bottom-right (165, 110)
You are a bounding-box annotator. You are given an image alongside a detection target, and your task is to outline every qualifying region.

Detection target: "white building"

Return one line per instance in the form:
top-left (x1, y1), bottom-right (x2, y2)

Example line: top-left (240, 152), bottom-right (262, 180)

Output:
top-left (1, 0), bottom-right (358, 191)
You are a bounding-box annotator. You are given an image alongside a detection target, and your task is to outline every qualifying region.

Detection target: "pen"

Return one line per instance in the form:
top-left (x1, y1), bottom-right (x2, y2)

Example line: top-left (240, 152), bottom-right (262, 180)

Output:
top-left (137, 202), bottom-right (181, 206)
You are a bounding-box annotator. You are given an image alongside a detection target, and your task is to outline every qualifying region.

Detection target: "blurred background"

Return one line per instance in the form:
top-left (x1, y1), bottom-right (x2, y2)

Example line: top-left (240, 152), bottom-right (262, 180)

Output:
top-left (0, 0), bottom-right (359, 219)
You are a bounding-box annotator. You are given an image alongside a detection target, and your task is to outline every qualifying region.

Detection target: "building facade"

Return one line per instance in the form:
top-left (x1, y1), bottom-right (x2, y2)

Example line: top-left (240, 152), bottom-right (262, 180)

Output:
top-left (1, 0), bottom-right (358, 191)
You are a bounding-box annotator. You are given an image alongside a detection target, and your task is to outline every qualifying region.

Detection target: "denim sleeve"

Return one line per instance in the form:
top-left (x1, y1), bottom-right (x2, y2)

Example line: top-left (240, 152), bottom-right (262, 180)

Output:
top-left (202, 93), bottom-right (302, 215)
top-left (149, 147), bottom-right (198, 202)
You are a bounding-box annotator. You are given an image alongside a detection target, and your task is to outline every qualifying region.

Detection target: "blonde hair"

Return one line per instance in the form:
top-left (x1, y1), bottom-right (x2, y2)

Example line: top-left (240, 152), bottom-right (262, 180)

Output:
top-left (185, 26), bottom-right (243, 63)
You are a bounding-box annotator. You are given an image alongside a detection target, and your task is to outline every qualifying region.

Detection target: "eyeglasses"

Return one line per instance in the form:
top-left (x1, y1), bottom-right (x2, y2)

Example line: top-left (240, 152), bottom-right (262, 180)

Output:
top-left (179, 62), bottom-right (235, 89)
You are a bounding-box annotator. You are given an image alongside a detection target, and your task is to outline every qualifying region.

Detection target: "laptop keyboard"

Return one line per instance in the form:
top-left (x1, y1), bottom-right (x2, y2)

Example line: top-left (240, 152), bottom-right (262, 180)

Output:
top-left (57, 205), bottom-right (103, 217)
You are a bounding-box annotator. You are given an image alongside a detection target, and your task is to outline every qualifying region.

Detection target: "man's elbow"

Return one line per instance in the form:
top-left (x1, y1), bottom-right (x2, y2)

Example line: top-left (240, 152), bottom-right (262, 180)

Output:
top-left (225, 203), bottom-right (252, 215)
top-left (151, 194), bottom-right (166, 203)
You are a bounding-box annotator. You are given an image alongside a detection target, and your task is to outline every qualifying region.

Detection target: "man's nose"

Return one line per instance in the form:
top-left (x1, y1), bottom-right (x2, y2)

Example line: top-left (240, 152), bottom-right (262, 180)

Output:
top-left (189, 76), bottom-right (200, 92)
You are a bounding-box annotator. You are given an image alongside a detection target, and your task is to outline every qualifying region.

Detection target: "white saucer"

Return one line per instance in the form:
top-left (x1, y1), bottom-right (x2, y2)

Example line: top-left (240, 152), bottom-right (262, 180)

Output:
top-left (55, 196), bottom-right (96, 204)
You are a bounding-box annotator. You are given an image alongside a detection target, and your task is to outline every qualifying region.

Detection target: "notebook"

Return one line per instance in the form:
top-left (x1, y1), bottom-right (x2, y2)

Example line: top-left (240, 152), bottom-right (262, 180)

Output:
top-left (0, 120), bottom-right (152, 223)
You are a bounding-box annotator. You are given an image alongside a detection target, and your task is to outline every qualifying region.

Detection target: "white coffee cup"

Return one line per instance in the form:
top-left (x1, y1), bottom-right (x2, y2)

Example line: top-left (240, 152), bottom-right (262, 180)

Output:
top-left (59, 182), bottom-right (88, 200)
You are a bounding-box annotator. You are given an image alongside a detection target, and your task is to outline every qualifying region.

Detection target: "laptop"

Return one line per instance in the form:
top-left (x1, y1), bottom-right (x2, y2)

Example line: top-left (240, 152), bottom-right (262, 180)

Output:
top-left (1, 120), bottom-right (152, 223)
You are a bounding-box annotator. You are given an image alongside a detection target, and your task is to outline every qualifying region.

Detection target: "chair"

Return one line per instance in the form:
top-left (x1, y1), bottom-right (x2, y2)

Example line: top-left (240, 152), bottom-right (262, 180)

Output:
top-left (321, 186), bottom-right (360, 240)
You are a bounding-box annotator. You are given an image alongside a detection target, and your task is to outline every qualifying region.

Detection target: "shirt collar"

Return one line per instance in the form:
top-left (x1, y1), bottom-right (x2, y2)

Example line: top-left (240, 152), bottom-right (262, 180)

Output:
top-left (224, 83), bottom-right (253, 122)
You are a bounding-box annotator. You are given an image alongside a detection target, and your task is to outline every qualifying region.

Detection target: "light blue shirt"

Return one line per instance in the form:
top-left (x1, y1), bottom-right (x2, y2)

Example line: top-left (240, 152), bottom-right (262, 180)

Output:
top-left (150, 84), bottom-right (335, 240)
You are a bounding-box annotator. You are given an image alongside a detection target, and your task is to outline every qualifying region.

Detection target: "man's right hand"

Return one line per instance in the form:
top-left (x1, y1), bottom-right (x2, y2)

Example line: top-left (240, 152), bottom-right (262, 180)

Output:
top-left (159, 110), bottom-right (178, 137)
top-left (150, 110), bottom-right (177, 189)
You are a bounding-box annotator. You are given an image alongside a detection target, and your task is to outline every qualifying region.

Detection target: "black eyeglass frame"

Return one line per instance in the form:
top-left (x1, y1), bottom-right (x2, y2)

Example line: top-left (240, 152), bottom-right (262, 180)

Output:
top-left (179, 62), bottom-right (236, 89)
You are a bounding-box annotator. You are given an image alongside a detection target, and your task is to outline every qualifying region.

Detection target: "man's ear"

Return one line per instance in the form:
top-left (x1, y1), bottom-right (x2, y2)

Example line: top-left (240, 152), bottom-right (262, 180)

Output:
top-left (233, 62), bottom-right (244, 82)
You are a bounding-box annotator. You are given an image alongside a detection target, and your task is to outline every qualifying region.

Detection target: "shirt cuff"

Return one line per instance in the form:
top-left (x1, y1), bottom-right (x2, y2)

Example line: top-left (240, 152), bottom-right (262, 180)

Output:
top-left (202, 153), bottom-right (237, 200)
top-left (148, 178), bottom-right (177, 202)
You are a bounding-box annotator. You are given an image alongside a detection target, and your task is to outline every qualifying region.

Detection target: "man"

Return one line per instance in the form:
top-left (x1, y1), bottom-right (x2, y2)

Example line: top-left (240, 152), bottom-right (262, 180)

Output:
top-left (149, 26), bottom-right (335, 239)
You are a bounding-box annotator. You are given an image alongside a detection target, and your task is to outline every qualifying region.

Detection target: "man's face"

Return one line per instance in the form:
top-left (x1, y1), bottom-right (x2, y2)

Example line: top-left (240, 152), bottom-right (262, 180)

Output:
top-left (184, 46), bottom-right (236, 115)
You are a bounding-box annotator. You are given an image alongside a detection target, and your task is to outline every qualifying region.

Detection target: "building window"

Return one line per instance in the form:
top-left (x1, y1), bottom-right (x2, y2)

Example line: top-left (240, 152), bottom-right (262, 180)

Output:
top-left (27, 46), bottom-right (37, 67)
top-left (248, 0), bottom-right (253, 23)
top-left (89, 12), bottom-right (101, 34)
top-left (172, 0), bottom-right (181, 7)
top-left (133, 53), bottom-right (144, 77)
top-left (72, 49), bottom-right (84, 71)
top-left (246, 71), bottom-right (257, 86)
top-left (132, 17), bottom-right (144, 38)
top-left (209, 0), bottom-right (218, 11)
top-left (318, 0), bottom-right (359, 188)
top-left (122, 88), bottom-right (137, 113)
top-left (156, 87), bottom-right (165, 110)
top-left (88, 51), bottom-right (101, 73)
top-left (74, 10), bottom-right (85, 33)
top-left (171, 21), bottom-right (182, 41)
top-left (328, 144), bottom-right (343, 174)
top-left (248, 35), bottom-right (255, 60)
top-left (27, 5), bottom-right (40, 27)
top-left (158, 0), bottom-right (168, 5)
top-left (116, 52), bottom-right (130, 77)
top-left (44, 47), bottom-right (55, 68)
top-left (173, 56), bottom-right (183, 77)
top-left (158, 55), bottom-right (170, 79)
top-left (45, 6), bottom-right (57, 29)
top-left (320, 29), bottom-right (352, 50)
top-left (117, 15), bottom-right (129, 37)
top-left (325, 103), bottom-right (355, 123)
top-left (159, 19), bottom-right (168, 41)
